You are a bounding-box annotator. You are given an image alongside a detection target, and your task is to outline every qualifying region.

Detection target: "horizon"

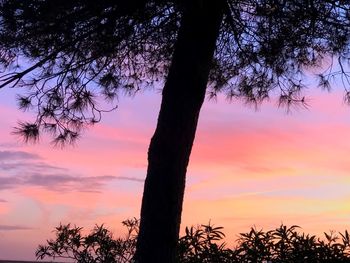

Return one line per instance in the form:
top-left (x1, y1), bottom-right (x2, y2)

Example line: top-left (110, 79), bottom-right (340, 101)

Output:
top-left (1, 85), bottom-right (350, 260)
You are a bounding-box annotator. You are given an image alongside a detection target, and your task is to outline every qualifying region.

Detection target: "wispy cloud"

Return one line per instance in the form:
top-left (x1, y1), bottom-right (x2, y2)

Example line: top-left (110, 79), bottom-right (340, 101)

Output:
top-left (0, 176), bottom-right (21, 190)
top-left (0, 150), bottom-right (40, 160)
top-left (0, 150), bottom-right (144, 192)
top-left (26, 174), bottom-right (117, 190)
top-left (0, 198), bottom-right (7, 202)
top-left (0, 225), bottom-right (34, 231)
top-left (0, 161), bottom-right (66, 171)
top-left (115, 176), bottom-right (144, 183)
top-left (0, 142), bottom-right (21, 148)
top-left (0, 173), bottom-right (120, 192)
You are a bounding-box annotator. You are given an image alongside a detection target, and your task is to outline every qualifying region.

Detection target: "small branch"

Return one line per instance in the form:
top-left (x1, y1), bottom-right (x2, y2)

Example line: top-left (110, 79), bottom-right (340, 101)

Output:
top-left (0, 52), bottom-right (58, 89)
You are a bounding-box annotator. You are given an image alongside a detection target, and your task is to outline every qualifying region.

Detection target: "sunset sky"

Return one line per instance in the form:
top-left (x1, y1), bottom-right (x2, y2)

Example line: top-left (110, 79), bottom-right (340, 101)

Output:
top-left (1, 82), bottom-right (350, 260)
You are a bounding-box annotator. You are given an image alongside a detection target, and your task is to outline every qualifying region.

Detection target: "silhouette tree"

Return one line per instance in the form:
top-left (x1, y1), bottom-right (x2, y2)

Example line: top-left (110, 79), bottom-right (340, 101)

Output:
top-left (1, 0), bottom-right (350, 262)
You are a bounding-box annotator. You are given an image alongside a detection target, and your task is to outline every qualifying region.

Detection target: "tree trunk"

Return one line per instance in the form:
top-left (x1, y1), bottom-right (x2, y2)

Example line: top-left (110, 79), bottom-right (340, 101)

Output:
top-left (134, 1), bottom-right (224, 262)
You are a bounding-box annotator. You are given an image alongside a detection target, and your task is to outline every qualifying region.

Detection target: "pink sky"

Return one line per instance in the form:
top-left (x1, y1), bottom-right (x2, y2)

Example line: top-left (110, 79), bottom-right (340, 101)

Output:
top-left (1, 85), bottom-right (350, 260)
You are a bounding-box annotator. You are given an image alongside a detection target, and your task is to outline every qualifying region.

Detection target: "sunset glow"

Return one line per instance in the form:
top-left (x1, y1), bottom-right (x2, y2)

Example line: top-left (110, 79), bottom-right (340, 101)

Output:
top-left (1, 86), bottom-right (350, 260)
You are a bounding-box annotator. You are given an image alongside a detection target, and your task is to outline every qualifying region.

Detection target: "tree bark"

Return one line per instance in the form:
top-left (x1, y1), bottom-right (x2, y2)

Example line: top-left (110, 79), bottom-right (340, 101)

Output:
top-left (134, 1), bottom-right (224, 262)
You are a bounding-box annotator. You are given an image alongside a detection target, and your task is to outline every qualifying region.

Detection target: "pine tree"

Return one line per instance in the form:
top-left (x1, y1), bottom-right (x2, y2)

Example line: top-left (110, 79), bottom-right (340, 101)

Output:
top-left (0, 1), bottom-right (350, 262)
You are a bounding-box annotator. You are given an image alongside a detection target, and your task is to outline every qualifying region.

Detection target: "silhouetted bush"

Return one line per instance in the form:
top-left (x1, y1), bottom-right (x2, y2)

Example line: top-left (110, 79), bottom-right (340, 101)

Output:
top-left (36, 220), bottom-right (350, 262)
top-left (36, 218), bottom-right (138, 263)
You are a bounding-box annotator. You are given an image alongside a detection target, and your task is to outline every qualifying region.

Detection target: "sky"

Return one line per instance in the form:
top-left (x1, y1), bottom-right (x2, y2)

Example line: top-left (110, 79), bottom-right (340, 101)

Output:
top-left (1, 81), bottom-right (350, 260)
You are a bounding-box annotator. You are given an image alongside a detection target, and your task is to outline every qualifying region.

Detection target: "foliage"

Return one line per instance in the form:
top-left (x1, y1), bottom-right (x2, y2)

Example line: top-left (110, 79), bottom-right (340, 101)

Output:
top-left (177, 223), bottom-right (232, 263)
top-left (234, 225), bottom-right (350, 262)
top-left (0, 1), bottom-right (350, 144)
top-left (36, 218), bottom-right (139, 263)
top-left (37, 220), bottom-right (350, 263)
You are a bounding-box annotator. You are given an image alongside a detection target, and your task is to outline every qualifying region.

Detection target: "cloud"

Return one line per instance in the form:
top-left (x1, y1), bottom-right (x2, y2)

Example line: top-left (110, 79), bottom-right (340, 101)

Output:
top-left (0, 150), bottom-right (40, 160)
top-left (0, 171), bottom-right (144, 192)
top-left (0, 149), bottom-right (144, 192)
top-left (26, 174), bottom-right (117, 190)
top-left (0, 161), bottom-right (66, 171)
top-left (115, 176), bottom-right (144, 183)
top-left (0, 163), bottom-right (21, 170)
top-left (0, 225), bottom-right (34, 231)
top-left (0, 198), bottom-right (7, 202)
top-left (0, 176), bottom-right (21, 190)
top-left (0, 142), bottom-right (21, 148)
top-left (32, 163), bottom-right (66, 170)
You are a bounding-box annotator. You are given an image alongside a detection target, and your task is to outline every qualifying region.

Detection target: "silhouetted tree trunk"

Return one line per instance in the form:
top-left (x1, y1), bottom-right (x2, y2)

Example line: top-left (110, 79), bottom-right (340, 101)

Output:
top-left (134, 1), bottom-right (224, 262)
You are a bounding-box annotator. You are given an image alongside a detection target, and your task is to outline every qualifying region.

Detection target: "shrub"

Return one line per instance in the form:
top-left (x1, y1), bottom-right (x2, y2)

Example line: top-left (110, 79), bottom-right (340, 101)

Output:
top-left (36, 218), bottom-right (138, 263)
top-left (36, 220), bottom-right (350, 262)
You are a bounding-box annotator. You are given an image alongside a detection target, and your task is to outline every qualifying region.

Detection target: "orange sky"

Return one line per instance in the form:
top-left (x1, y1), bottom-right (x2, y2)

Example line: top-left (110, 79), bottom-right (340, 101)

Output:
top-left (0, 87), bottom-right (350, 260)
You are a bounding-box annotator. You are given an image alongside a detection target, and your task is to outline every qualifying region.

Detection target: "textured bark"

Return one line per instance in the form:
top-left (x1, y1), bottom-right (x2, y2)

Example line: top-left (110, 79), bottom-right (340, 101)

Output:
top-left (134, 1), bottom-right (224, 262)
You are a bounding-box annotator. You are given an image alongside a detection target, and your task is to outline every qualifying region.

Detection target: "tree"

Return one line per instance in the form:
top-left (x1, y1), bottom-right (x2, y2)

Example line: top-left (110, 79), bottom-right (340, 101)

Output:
top-left (0, 0), bottom-right (350, 262)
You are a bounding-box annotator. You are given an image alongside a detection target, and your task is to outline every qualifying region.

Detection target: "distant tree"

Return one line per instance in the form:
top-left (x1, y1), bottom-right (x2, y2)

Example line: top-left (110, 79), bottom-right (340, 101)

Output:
top-left (1, 0), bottom-right (350, 262)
